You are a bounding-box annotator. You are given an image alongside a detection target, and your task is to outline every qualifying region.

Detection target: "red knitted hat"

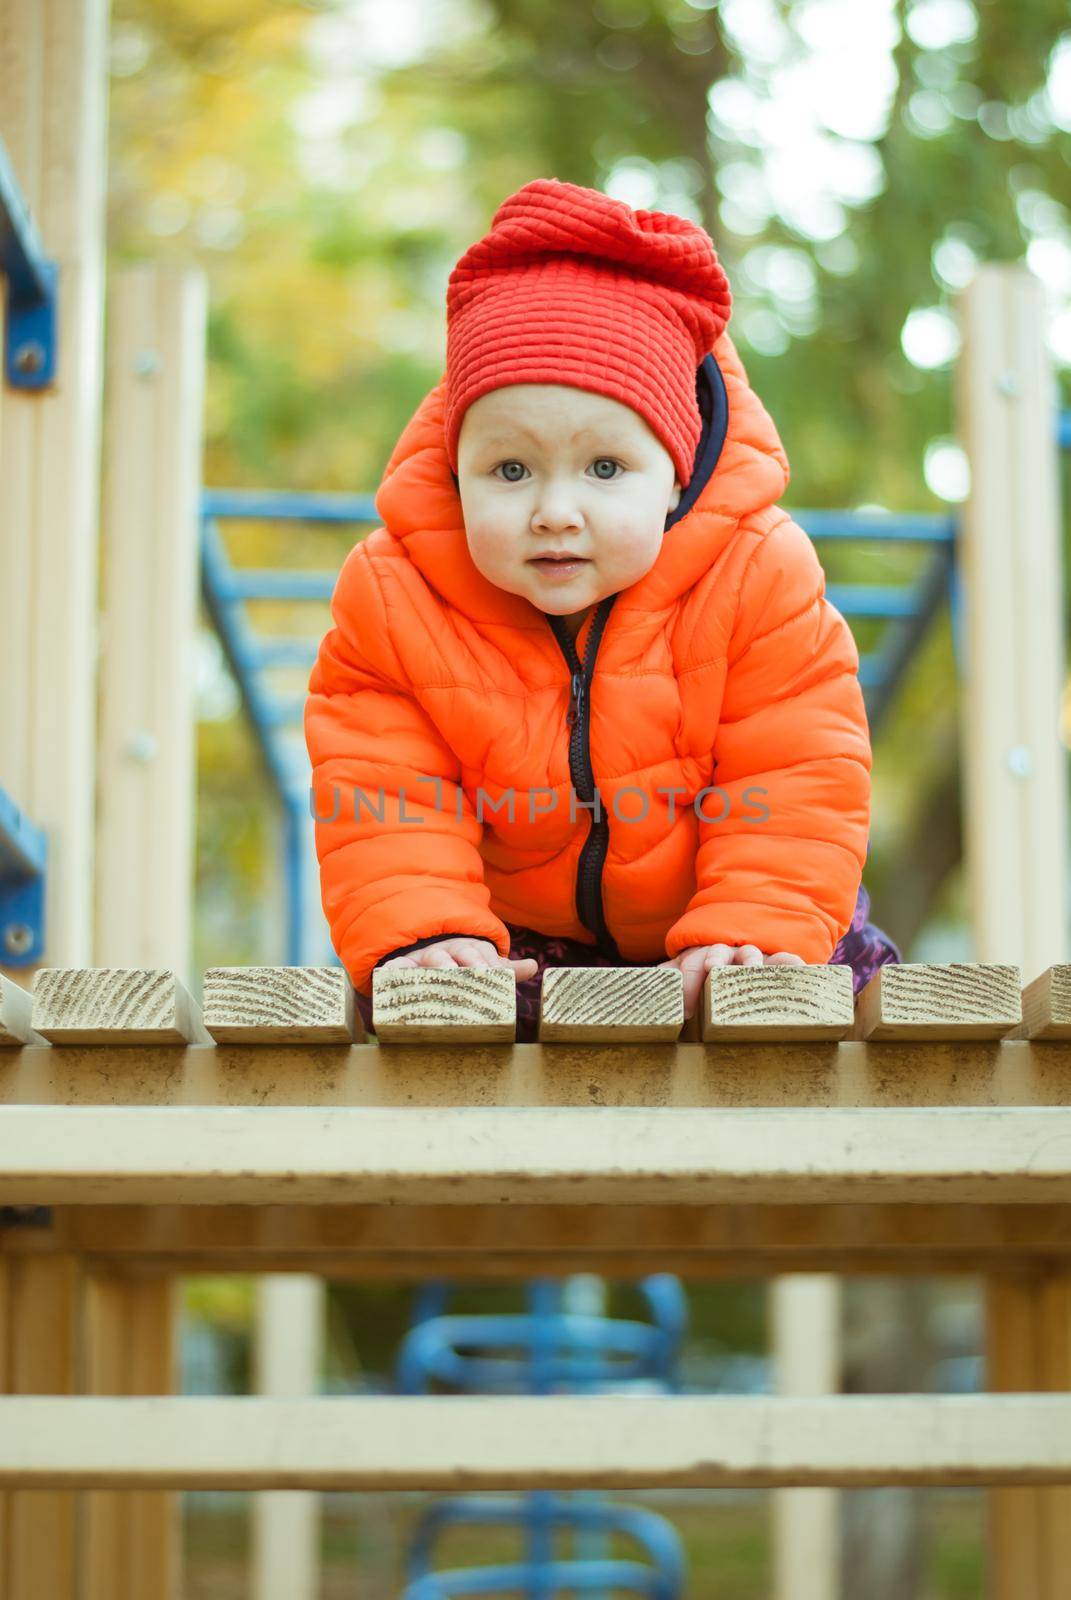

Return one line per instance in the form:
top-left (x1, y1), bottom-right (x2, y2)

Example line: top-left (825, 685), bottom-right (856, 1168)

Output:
top-left (444, 178), bottom-right (733, 489)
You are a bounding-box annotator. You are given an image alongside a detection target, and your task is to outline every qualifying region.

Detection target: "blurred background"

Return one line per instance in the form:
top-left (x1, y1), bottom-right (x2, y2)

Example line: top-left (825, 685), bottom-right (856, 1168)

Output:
top-left (98, 0), bottom-right (1071, 1592)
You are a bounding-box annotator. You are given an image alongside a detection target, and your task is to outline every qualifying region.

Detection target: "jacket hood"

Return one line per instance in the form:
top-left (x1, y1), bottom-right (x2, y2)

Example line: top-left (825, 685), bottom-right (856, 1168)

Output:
top-left (371, 329), bottom-right (791, 621)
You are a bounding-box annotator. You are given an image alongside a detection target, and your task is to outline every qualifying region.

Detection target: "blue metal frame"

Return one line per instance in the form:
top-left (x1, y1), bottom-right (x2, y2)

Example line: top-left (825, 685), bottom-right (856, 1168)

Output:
top-left (399, 1277), bottom-right (687, 1395)
top-left (0, 136), bottom-right (58, 390)
top-left (0, 786), bottom-right (47, 967)
top-left (402, 1497), bottom-right (686, 1599)
top-left (199, 492), bottom-right (377, 966)
top-left (395, 1277), bottom-right (688, 1598)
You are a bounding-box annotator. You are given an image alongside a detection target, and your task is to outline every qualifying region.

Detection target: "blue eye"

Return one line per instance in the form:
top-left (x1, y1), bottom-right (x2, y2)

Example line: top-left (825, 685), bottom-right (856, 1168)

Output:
top-left (491, 458), bottom-right (625, 481)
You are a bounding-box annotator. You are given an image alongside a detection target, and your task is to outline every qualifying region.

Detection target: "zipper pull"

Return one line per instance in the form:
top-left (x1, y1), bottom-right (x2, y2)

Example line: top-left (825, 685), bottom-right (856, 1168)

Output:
top-left (566, 669), bottom-right (585, 729)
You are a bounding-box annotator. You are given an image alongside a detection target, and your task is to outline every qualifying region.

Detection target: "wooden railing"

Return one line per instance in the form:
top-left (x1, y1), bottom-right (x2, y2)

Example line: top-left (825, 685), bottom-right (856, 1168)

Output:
top-left (1, 957), bottom-right (1070, 1594)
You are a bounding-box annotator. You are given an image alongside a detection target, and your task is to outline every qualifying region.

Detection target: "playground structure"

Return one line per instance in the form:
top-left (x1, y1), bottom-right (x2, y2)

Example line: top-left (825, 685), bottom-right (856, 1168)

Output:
top-left (2, 4), bottom-right (1071, 1597)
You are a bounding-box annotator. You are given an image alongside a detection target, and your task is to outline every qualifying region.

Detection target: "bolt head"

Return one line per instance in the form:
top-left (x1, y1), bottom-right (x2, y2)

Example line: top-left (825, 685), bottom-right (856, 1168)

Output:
top-left (13, 341), bottom-right (45, 375)
top-left (2, 924), bottom-right (34, 957)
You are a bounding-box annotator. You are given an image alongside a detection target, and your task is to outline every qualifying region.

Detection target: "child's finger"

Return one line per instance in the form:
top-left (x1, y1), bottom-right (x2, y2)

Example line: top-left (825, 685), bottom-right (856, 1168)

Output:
top-left (764, 951), bottom-right (805, 966)
top-left (730, 945), bottom-right (764, 966)
top-left (445, 939), bottom-right (501, 966)
top-left (417, 947), bottom-right (458, 968)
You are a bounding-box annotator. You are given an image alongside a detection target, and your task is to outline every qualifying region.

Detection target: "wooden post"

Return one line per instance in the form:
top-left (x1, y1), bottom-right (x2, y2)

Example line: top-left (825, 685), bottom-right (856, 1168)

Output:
top-left (82, 1271), bottom-right (183, 1600)
top-left (0, 0), bottom-right (110, 974)
top-left (772, 1277), bottom-right (841, 1600)
top-left (954, 262), bottom-right (1069, 977)
top-left (80, 262), bottom-right (208, 1599)
top-left (251, 1277), bottom-right (324, 1600)
top-left (955, 262), bottom-right (1070, 1599)
top-left (1, 1256), bottom-right (87, 1600)
top-left (95, 265), bottom-right (207, 973)
top-left (0, 4), bottom-right (109, 1596)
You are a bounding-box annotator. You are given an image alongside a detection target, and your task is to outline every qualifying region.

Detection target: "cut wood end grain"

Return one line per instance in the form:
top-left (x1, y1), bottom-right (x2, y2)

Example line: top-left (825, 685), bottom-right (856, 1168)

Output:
top-left (1005, 964), bottom-right (1071, 1040)
top-left (372, 965), bottom-right (516, 1043)
top-left (538, 966), bottom-right (684, 1042)
top-left (700, 963), bottom-right (855, 1041)
top-left (202, 966), bottom-right (363, 1043)
top-left (851, 962), bottom-right (1023, 1041)
top-left (30, 967), bottom-right (212, 1045)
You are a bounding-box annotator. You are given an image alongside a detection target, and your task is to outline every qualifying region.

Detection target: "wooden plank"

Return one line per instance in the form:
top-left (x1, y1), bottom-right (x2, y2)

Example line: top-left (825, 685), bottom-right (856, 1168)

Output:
top-left (31, 968), bottom-right (212, 1045)
top-left (701, 964), bottom-right (853, 1041)
top-left (203, 966), bottom-right (362, 1043)
top-left (0, 1395), bottom-right (1070, 1489)
top-left (0, 978), bottom-right (46, 1048)
top-left (94, 266), bottom-right (206, 976)
top-left (3, 1104), bottom-right (1071, 1204)
top-left (372, 965), bottom-right (515, 1042)
top-left (46, 1248), bottom-right (1062, 1281)
top-left (537, 966), bottom-right (683, 1042)
top-left (852, 962), bottom-right (1021, 1039)
top-left (1009, 966), bottom-right (1071, 1041)
top-left (5, 1037), bottom-right (1071, 1109)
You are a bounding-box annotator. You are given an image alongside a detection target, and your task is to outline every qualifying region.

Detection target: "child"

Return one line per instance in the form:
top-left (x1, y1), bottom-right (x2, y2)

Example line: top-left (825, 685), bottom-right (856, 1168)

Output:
top-left (304, 177), bottom-right (901, 1040)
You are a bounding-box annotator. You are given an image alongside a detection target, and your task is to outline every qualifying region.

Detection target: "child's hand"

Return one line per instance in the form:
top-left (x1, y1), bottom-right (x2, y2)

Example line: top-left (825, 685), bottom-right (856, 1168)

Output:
top-left (377, 936), bottom-right (539, 982)
top-left (658, 943), bottom-right (805, 1020)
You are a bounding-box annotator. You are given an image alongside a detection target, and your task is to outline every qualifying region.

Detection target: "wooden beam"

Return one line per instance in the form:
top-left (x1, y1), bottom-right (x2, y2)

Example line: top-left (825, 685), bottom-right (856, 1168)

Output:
top-left (2, 1103), bottom-right (1071, 1204)
top-left (4, 1038), bottom-right (1071, 1109)
top-left (36, 1200), bottom-right (1071, 1263)
top-left (0, 1395), bottom-right (1070, 1489)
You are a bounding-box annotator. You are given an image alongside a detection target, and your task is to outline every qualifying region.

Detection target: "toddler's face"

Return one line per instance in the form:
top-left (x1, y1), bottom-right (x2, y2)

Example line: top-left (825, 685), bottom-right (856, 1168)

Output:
top-left (457, 384), bottom-right (682, 639)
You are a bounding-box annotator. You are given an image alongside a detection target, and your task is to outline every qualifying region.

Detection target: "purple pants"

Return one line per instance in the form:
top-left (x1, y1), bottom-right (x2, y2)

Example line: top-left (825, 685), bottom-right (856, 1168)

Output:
top-left (355, 884), bottom-right (901, 1042)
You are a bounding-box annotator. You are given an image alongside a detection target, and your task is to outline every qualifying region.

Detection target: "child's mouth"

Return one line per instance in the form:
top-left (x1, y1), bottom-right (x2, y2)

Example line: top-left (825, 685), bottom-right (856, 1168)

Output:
top-left (529, 557), bottom-right (590, 580)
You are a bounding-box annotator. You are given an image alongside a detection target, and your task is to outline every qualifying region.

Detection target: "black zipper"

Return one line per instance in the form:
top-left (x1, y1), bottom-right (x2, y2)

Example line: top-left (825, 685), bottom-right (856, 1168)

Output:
top-left (545, 595), bottom-right (622, 960)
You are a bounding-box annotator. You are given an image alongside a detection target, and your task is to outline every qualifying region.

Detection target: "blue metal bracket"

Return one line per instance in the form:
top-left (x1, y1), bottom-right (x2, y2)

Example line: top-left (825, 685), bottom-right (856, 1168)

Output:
top-left (0, 787), bottom-right (47, 967)
top-left (0, 136), bottom-right (58, 390)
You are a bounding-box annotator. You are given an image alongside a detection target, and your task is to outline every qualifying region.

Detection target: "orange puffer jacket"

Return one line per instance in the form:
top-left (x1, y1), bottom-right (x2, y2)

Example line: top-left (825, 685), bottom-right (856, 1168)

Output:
top-left (305, 329), bottom-right (871, 997)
